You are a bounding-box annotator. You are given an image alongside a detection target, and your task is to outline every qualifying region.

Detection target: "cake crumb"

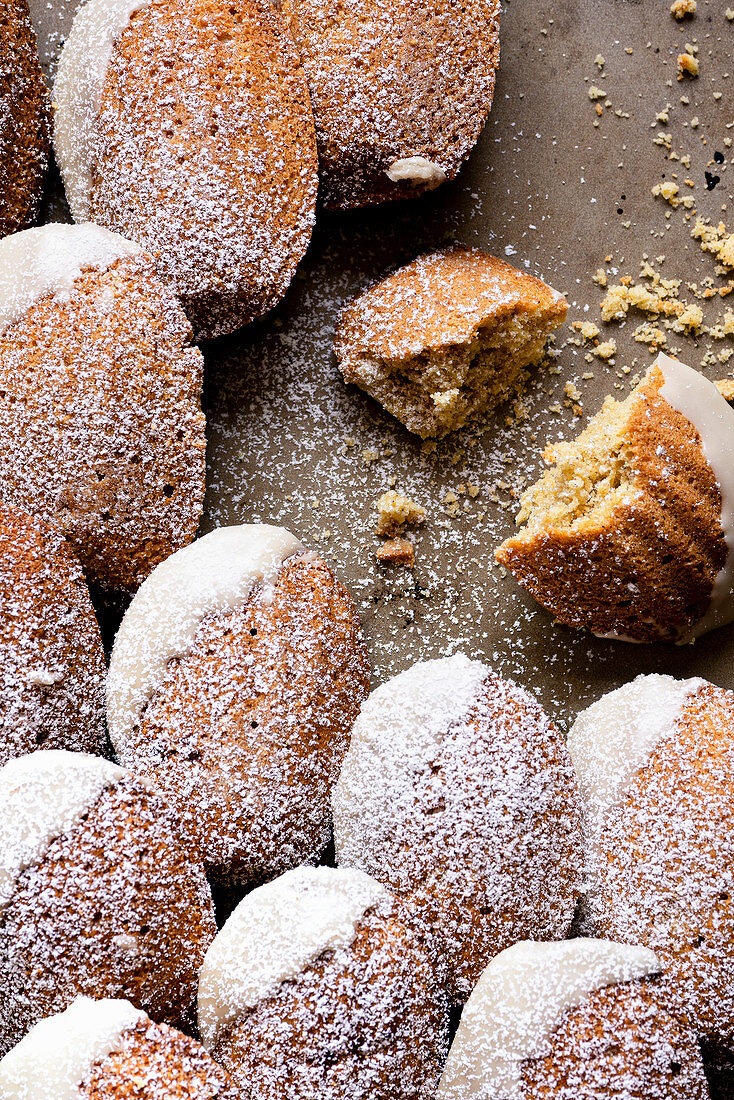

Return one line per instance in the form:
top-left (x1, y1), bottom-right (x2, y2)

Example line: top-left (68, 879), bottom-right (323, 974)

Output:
top-left (375, 490), bottom-right (427, 537)
top-left (677, 52), bottom-right (699, 78)
top-left (715, 379), bottom-right (734, 401)
top-left (376, 538), bottom-right (415, 567)
top-left (670, 0), bottom-right (696, 17)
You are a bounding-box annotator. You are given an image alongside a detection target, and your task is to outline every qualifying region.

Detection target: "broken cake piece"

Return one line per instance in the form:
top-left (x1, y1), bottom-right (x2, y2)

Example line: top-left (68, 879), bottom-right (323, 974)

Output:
top-left (335, 246), bottom-right (568, 439)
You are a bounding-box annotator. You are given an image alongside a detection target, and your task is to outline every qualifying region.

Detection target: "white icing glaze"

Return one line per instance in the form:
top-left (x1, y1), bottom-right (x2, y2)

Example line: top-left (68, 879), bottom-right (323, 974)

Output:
top-left (436, 939), bottom-right (660, 1100)
top-left (53, 0), bottom-right (153, 221)
top-left (197, 865), bottom-right (388, 1049)
top-left (385, 157), bottom-right (447, 185)
top-left (0, 223), bottom-right (142, 337)
top-left (567, 673), bottom-right (704, 835)
top-left (107, 524), bottom-right (304, 753)
top-left (27, 0), bottom-right (85, 72)
top-left (332, 654), bottom-right (488, 863)
top-left (0, 996), bottom-right (145, 1100)
top-left (655, 352), bottom-right (734, 641)
top-left (567, 668), bottom-right (704, 831)
top-left (0, 750), bottom-right (124, 909)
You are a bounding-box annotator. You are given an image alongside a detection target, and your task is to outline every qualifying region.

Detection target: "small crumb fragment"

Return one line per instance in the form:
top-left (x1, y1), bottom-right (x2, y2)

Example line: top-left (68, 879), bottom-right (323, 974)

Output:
top-left (594, 339), bottom-right (617, 361)
top-left (375, 490), bottom-right (426, 537)
top-left (670, 0), bottom-right (696, 17)
top-left (715, 379), bottom-right (734, 401)
top-left (677, 52), bottom-right (699, 78)
top-left (376, 538), bottom-right (415, 567)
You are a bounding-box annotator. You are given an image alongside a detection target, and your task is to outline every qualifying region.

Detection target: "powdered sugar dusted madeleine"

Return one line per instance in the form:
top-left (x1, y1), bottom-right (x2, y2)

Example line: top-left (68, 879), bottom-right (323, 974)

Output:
top-left (0, 997), bottom-right (237, 1100)
top-left (496, 353), bottom-right (734, 644)
top-left (54, 0), bottom-right (318, 340)
top-left (437, 939), bottom-right (708, 1100)
top-left (332, 654), bottom-right (584, 1005)
top-left (280, 0), bottom-right (500, 209)
top-left (569, 674), bottom-right (734, 1054)
top-left (198, 866), bottom-right (448, 1100)
top-left (0, 750), bottom-right (216, 1054)
top-left (0, 223), bottom-right (205, 593)
top-left (335, 247), bottom-right (568, 438)
top-left (107, 525), bottom-right (370, 887)
top-left (0, 504), bottom-right (106, 765)
top-left (0, 0), bottom-right (49, 239)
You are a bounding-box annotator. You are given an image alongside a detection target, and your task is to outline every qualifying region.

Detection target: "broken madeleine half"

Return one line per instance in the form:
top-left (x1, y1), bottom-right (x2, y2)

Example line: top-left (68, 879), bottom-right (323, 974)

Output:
top-left (335, 246), bottom-right (568, 439)
top-left (496, 352), bottom-right (734, 644)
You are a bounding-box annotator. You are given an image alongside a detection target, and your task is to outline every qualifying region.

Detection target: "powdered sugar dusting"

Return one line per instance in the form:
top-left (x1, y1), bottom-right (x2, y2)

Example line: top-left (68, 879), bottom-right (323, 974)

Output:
top-left (0, 751), bottom-right (123, 909)
top-left (0, 996), bottom-right (143, 1100)
top-left (0, 223), bottom-right (141, 335)
top-left (333, 654), bottom-right (489, 860)
top-left (198, 865), bottom-right (387, 1049)
top-left (107, 524), bottom-right (303, 752)
top-left (53, 0), bottom-right (152, 221)
top-left (568, 673), bottom-right (705, 834)
top-left (333, 656), bottom-right (583, 1002)
top-left (437, 939), bottom-right (660, 1100)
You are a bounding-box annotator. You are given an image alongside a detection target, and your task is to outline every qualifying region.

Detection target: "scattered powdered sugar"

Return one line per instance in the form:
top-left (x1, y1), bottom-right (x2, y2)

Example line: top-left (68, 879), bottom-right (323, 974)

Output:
top-left (26, 0), bottom-right (85, 72)
top-left (657, 354), bottom-right (734, 641)
top-left (197, 865), bottom-right (387, 1049)
top-left (107, 524), bottom-right (303, 752)
top-left (568, 673), bottom-right (705, 836)
top-left (0, 751), bottom-right (123, 909)
top-left (53, 0), bottom-right (152, 220)
top-left (0, 222), bottom-right (141, 335)
top-left (0, 996), bottom-right (144, 1100)
top-left (385, 158), bottom-right (447, 186)
top-left (436, 939), bottom-right (661, 1100)
top-left (333, 653), bottom-right (489, 860)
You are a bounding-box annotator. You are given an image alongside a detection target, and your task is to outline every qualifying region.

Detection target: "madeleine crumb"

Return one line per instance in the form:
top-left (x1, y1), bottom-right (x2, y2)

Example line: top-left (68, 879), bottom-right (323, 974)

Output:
top-left (670, 0), bottom-right (696, 17)
top-left (375, 490), bottom-right (427, 537)
top-left (376, 538), bottom-right (416, 567)
top-left (677, 52), bottom-right (699, 78)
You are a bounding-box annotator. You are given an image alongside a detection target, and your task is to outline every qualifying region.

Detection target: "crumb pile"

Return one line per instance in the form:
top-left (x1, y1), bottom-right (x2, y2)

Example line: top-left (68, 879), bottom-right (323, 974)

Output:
top-left (0, 225), bottom-right (206, 592)
top-left (108, 526), bottom-right (370, 886)
top-left (336, 247), bottom-right (568, 439)
top-left (54, 0), bottom-right (318, 339)
top-left (279, 0), bottom-right (500, 209)
top-left (569, 675), bottom-right (734, 1053)
top-left (438, 939), bottom-right (708, 1100)
top-left (200, 865), bottom-right (448, 1100)
top-left (0, 751), bottom-right (216, 1054)
top-left (0, 505), bottom-right (106, 765)
top-left (497, 354), bottom-right (734, 643)
top-left (333, 654), bottom-right (583, 1004)
top-left (0, 0), bottom-right (48, 238)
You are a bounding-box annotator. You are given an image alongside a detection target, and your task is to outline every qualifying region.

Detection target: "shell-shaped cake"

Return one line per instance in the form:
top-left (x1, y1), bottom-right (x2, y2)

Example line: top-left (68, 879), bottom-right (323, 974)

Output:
top-left (0, 0), bottom-right (48, 238)
top-left (0, 222), bottom-right (206, 592)
top-left (497, 353), bottom-right (734, 644)
top-left (54, 0), bottom-right (318, 339)
top-left (0, 504), bottom-right (106, 765)
top-left (280, 0), bottom-right (500, 209)
top-left (437, 939), bottom-right (709, 1100)
top-left (569, 673), bottom-right (734, 1053)
top-left (332, 653), bottom-right (584, 1004)
top-left (107, 525), bottom-right (370, 887)
top-left (0, 996), bottom-right (237, 1100)
top-left (197, 865), bottom-right (448, 1100)
top-left (0, 750), bottom-right (216, 1054)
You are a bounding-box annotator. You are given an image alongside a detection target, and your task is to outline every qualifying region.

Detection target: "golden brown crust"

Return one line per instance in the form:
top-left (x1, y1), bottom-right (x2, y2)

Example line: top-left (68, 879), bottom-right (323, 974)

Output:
top-left (280, 0), bottom-right (500, 209)
top-left (89, 0), bottom-right (318, 340)
top-left (0, 252), bottom-right (206, 593)
top-left (0, 0), bottom-right (49, 238)
top-left (0, 775), bottom-right (216, 1054)
top-left (0, 503), bottom-right (106, 765)
top-left (212, 899), bottom-right (448, 1100)
top-left (520, 979), bottom-right (709, 1100)
top-left (83, 1018), bottom-right (238, 1100)
top-left (120, 552), bottom-right (370, 887)
top-left (584, 683), bottom-right (734, 1051)
top-left (496, 364), bottom-right (725, 642)
top-left (335, 246), bottom-right (568, 438)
